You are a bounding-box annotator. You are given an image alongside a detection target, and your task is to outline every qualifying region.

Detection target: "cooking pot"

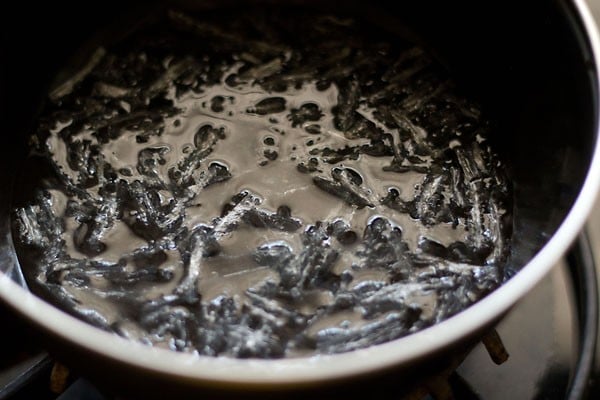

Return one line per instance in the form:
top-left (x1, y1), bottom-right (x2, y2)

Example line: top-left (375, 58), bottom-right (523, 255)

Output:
top-left (1, 0), bottom-right (600, 398)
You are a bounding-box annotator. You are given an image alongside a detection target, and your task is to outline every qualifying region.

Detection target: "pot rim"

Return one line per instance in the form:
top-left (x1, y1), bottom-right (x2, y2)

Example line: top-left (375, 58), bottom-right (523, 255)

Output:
top-left (1, 0), bottom-right (600, 386)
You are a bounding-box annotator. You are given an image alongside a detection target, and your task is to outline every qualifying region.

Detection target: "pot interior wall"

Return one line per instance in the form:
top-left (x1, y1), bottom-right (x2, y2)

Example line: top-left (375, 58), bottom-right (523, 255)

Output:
top-left (0, 0), bottom-right (597, 295)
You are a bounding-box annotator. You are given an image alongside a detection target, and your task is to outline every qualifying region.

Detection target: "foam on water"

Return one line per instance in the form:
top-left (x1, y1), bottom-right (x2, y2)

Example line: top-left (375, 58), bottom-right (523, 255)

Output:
top-left (13, 7), bottom-right (511, 358)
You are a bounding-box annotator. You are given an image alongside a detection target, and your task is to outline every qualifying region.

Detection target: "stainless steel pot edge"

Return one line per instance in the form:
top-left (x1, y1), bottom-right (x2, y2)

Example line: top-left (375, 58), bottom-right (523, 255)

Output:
top-left (1, 0), bottom-right (599, 385)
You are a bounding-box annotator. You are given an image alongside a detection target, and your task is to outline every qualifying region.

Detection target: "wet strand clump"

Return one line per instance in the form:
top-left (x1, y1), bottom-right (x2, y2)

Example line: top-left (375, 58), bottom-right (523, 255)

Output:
top-left (13, 8), bottom-right (511, 358)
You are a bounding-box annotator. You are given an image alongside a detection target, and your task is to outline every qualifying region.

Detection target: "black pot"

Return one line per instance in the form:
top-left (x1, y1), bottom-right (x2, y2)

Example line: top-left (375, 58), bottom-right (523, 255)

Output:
top-left (0, 0), bottom-right (599, 398)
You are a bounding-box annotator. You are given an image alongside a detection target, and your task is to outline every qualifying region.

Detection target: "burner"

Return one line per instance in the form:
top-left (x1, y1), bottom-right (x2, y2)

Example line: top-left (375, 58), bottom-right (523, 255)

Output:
top-left (0, 306), bottom-right (52, 399)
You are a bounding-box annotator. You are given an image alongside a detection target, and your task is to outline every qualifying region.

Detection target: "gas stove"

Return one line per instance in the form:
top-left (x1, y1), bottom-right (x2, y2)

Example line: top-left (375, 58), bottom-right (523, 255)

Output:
top-left (1, 229), bottom-right (598, 400)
